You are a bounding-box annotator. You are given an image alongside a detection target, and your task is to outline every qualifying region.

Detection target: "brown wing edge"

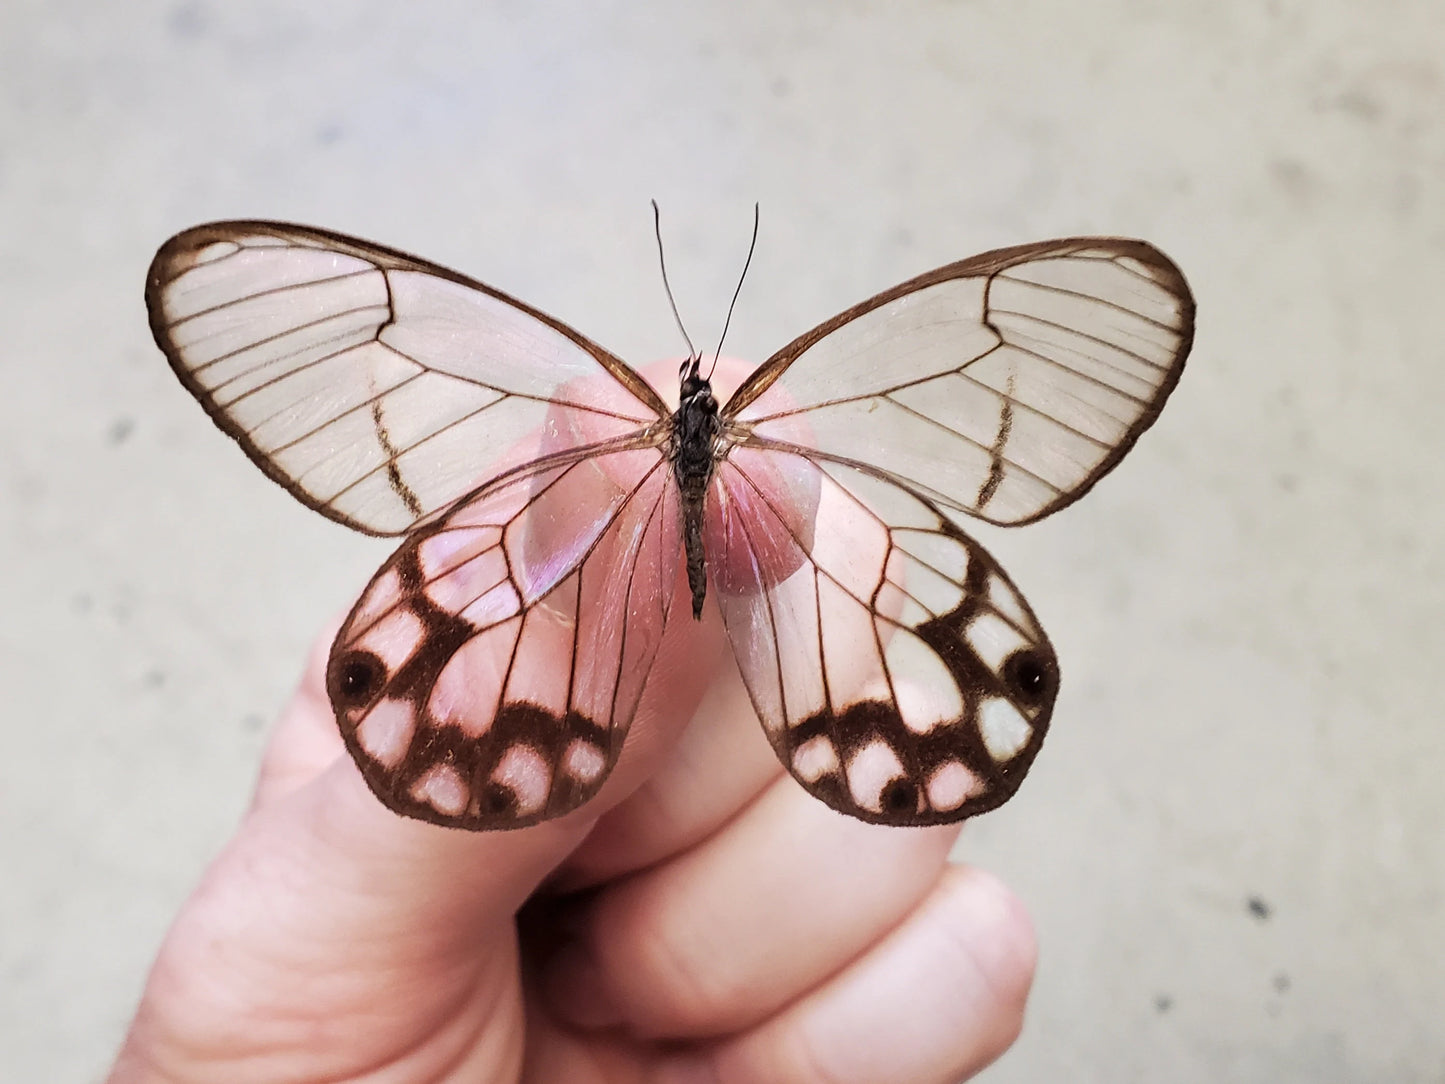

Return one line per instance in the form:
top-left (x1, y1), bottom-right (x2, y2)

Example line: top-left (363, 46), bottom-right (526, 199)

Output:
top-left (722, 237), bottom-right (1195, 525)
top-left (144, 220), bottom-right (671, 537)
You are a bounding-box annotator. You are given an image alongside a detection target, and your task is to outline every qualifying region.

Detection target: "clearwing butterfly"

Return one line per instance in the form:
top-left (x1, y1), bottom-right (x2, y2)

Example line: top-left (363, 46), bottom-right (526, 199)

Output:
top-left (146, 219), bottom-right (1192, 830)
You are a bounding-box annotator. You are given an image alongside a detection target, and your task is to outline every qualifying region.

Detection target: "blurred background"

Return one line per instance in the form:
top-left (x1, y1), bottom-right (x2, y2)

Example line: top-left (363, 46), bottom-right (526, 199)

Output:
top-left (3, 2), bottom-right (1441, 1080)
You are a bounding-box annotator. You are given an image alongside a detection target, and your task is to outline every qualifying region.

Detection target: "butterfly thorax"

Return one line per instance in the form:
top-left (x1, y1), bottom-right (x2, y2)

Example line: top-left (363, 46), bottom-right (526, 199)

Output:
top-left (672, 367), bottom-right (721, 619)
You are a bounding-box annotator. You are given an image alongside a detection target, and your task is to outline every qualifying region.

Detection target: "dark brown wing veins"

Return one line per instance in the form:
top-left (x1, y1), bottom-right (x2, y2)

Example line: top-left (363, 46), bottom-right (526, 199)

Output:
top-left (672, 360), bottom-right (721, 618)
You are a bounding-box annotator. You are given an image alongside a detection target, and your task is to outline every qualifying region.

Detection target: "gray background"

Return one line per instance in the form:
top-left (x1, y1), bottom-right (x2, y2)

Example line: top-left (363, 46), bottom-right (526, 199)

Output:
top-left (3, 2), bottom-right (1442, 1081)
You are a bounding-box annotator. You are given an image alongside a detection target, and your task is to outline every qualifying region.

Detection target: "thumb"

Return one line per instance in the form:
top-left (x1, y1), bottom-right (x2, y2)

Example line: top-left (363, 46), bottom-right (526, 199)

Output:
top-left (114, 613), bottom-right (719, 1080)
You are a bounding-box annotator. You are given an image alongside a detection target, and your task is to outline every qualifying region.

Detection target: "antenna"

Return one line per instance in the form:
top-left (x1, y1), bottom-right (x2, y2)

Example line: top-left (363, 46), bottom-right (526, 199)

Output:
top-left (651, 200), bottom-right (698, 366)
top-left (709, 202), bottom-right (760, 380)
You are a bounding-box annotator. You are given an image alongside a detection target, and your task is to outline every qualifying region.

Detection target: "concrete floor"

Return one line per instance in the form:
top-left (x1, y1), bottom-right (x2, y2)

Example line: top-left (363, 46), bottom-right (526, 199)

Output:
top-left (3, 2), bottom-right (1442, 1080)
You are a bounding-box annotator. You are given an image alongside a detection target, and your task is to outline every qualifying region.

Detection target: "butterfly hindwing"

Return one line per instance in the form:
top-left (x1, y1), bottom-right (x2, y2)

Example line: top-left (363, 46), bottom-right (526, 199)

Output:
top-left (327, 442), bottom-right (681, 828)
top-left (707, 444), bottom-right (1056, 825)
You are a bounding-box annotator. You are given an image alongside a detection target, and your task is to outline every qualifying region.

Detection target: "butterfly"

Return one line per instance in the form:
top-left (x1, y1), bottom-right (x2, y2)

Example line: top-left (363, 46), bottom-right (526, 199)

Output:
top-left (146, 218), bottom-right (1193, 830)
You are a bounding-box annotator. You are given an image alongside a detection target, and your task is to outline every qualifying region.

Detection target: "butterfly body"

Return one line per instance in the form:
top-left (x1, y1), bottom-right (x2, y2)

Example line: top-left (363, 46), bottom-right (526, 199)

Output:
top-left (147, 221), bottom-right (1193, 830)
top-left (670, 359), bottom-right (724, 618)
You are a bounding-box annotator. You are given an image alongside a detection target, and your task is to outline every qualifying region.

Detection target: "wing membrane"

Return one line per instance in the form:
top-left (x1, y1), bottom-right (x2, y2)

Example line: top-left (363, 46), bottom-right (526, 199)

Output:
top-left (149, 220), bottom-right (1191, 832)
top-left (725, 238), bottom-right (1192, 526)
top-left (147, 221), bottom-right (668, 535)
top-left (706, 444), bottom-right (1057, 825)
top-left (328, 442), bottom-right (680, 829)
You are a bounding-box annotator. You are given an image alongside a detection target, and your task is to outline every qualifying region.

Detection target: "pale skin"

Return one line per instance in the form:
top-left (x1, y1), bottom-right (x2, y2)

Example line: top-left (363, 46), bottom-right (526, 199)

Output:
top-left (111, 362), bottom-right (1038, 1084)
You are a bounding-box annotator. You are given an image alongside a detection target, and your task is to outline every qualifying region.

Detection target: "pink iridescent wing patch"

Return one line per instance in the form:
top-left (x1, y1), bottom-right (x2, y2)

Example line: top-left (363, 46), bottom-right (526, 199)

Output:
top-left (148, 222), bottom-right (1192, 829)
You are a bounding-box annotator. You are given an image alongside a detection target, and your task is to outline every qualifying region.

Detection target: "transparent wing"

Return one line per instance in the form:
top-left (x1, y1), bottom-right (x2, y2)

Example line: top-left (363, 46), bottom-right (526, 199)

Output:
top-left (146, 221), bottom-right (669, 536)
top-left (328, 441), bottom-right (680, 829)
top-left (707, 444), bottom-right (1057, 825)
top-left (724, 238), bottom-right (1193, 526)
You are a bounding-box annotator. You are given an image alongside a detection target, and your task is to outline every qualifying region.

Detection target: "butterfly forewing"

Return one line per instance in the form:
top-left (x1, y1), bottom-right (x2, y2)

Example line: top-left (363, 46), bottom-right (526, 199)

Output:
top-left (725, 238), bottom-right (1192, 527)
top-left (146, 222), bottom-right (668, 536)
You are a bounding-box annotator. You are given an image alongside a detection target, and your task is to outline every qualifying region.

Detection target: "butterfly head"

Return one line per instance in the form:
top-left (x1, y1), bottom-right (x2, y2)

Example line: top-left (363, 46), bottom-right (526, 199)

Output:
top-left (678, 354), bottom-right (714, 407)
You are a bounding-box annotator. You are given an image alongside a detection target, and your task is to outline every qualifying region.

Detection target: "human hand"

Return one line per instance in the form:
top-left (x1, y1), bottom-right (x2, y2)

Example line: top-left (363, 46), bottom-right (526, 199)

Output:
top-left (110, 425), bottom-right (1036, 1084)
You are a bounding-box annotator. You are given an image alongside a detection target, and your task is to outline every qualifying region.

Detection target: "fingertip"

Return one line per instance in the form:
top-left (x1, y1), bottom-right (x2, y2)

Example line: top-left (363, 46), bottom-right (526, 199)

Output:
top-left (937, 864), bottom-right (1038, 1023)
top-left (678, 863), bottom-right (1037, 1084)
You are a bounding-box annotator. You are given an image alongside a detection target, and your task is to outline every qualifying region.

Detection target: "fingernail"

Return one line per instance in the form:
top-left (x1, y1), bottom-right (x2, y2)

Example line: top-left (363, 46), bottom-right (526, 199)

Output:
top-left (543, 942), bottom-right (625, 1029)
